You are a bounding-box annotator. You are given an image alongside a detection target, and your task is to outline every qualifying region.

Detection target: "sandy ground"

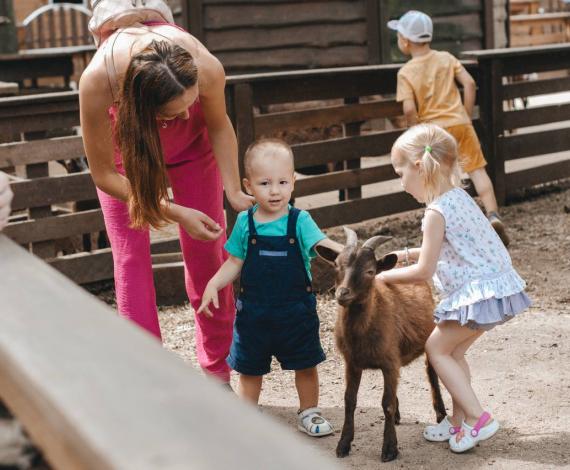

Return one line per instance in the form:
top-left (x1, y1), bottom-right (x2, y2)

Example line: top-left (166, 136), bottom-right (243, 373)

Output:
top-left (151, 184), bottom-right (570, 469)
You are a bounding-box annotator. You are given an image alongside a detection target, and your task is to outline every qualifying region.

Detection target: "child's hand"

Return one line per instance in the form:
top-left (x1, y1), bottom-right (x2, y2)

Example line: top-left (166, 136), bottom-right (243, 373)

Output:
top-left (197, 284), bottom-right (219, 318)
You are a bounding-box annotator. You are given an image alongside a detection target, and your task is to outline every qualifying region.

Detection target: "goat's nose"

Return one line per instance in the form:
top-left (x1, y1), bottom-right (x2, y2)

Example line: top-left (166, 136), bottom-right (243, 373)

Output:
top-left (337, 287), bottom-right (350, 299)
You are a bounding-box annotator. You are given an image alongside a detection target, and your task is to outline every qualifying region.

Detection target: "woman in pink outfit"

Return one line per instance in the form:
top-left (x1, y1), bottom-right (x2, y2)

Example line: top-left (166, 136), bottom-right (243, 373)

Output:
top-left (79, 1), bottom-right (253, 384)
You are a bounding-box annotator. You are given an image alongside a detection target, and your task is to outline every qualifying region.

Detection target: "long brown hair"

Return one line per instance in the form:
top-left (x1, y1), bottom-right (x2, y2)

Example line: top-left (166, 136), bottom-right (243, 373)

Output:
top-left (116, 39), bottom-right (198, 229)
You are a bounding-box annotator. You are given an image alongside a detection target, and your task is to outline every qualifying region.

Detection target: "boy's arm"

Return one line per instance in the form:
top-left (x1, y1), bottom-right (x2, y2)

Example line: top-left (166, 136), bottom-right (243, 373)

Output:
top-left (402, 99), bottom-right (418, 126)
top-left (197, 255), bottom-right (244, 317)
top-left (455, 69), bottom-right (476, 119)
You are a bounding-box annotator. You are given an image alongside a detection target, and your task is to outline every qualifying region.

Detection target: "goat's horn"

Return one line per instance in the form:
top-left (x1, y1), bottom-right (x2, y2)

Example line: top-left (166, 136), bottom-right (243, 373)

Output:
top-left (343, 226), bottom-right (358, 248)
top-left (362, 235), bottom-right (392, 251)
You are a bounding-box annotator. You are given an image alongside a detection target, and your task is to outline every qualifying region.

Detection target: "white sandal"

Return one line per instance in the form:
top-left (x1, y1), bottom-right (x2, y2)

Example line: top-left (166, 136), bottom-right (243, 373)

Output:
top-left (424, 416), bottom-right (462, 442)
top-left (449, 412), bottom-right (500, 453)
top-left (297, 407), bottom-right (334, 437)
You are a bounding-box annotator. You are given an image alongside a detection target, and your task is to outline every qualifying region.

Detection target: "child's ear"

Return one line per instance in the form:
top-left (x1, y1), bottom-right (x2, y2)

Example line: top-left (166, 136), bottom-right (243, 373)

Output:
top-left (242, 178), bottom-right (252, 196)
top-left (315, 244), bottom-right (339, 266)
top-left (376, 253), bottom-right (398, 273)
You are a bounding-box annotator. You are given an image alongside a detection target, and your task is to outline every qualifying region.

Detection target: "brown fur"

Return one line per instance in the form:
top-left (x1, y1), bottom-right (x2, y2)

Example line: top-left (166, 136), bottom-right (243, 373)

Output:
top-left (317, 232), bottom-right (446, 462)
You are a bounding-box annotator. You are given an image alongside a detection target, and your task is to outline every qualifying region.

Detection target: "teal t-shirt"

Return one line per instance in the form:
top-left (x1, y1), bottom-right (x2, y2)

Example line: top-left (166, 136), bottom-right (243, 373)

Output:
top-left (224, 205), bottom-right (326, 280)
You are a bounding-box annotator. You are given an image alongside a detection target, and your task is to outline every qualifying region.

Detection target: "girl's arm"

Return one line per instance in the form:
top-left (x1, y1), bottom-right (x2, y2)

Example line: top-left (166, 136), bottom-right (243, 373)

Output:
top-left (455, 68), bottom-right (476, 119)
top-left (199, 54), bottom-right (254, 212)
top-left (197, 255), bottom-right (244, 317)
top-left (377, 209), bottom-right (444, 284)
top-left (79, 66), bottom-right (222, 241)
top-left (390, 247), bottom-right (421, 265)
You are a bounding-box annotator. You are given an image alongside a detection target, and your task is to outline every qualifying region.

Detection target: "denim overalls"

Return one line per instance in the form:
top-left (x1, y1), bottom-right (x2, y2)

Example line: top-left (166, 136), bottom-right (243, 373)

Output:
top-left (226, 207), bottom-right (326, 376)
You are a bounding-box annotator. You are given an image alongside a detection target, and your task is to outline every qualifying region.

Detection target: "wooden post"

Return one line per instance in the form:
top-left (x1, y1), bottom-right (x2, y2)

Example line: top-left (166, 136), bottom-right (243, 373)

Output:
top-left (378, 0), bottom-right (391, 64)
top-left (26, 162), bottom-right (56, 259)
top-left (483, 0), bottom-right (496, 49)
top-left (186, 0), bottom-right (204, 42)
top-left (478, 58), bottom-right (506, 205)
top-left (227, 83), bottom-right (255, 229)
top-left (343, 97), bottom-right (362, 201)
top-left (366, 0), bottom-right (381, 64)
top-left (0, 0), bottom-right (18, 54)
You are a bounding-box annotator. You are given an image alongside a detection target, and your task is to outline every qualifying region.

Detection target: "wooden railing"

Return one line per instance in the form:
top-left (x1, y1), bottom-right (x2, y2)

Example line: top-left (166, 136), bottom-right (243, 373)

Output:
top-left (1, 45), bottom-right (570, 290)
top-left (0, 234), bottom-right (339, 470)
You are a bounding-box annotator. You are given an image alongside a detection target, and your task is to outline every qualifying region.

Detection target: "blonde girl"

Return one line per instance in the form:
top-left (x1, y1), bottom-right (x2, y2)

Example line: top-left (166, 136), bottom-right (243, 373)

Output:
top-left (377, 124), bottom-right (530, 453)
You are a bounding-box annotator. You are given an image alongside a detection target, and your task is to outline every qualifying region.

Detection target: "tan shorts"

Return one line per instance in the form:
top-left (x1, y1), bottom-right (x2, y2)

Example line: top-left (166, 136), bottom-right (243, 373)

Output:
top-left (445, 124), bottom-right (487, 173)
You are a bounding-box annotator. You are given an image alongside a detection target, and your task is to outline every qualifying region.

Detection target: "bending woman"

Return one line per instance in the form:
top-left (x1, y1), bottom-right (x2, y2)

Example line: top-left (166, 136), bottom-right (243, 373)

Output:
top-left (79, 3), bottom-right (252, 383)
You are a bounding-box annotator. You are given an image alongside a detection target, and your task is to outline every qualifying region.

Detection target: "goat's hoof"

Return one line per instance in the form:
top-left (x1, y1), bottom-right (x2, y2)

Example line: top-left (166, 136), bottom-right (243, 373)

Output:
top-left (381, 446), bottom-right (399, 462)
top-left (336, 441), bottom-right (351, 458)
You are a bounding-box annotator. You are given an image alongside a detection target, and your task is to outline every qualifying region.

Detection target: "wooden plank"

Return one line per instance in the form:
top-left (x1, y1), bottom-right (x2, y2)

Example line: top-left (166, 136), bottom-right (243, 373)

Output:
top-left (26, 162), bottom-right (55, 259)
top-left (216, 45), bottom-right (369, 70)
top-left (189, 0), bottom-right (204, 41)
top-left (203, 2), bottom-right (366, 30)
top-left (501, 127), bottom-right (570, 160)
top-left (343, 96), bottom-right (362, 200)
top-left (510, 32), bottom-right (567, 47)
top-left (483, 0), bottom-right (495, 49)
top-left (503, 76), bottom-right (570, 100)
top-left (294, 163), bottom-right (396, 197)
top-left (254, 100), bottom-right (402, 135)
top-left (292, 130), bottom-right (403, 168)
top-left (0, 235), bottom-right (340, 470)
top-left (0, 136), bottom-right (84, 169)
top-left (3, 209), bottom-right (105, 245)
top-left (310, 191), bottom-right (421, 229)
top-left (11, 173), bottom-right (96, 211)
top-left (49, 237), bottom-right (181, 284)
top-left (377, 0), bottom-right (391, 63)
top-left (503, 103), bottom-right (570, 130)
top-left (506, 159), bottom-right (570, 195)
top-left (205, 22), bottom-right (367, 53)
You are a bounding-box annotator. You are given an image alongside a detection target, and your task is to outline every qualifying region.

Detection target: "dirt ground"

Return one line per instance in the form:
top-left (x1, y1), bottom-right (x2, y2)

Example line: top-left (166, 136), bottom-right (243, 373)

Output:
top-left (104, 184), bottom-right (570, 469)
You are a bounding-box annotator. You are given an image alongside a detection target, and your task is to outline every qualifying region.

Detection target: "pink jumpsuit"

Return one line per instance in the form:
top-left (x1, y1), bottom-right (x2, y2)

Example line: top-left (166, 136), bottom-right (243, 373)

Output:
top-left (97, 101), bottom-right (235, 382)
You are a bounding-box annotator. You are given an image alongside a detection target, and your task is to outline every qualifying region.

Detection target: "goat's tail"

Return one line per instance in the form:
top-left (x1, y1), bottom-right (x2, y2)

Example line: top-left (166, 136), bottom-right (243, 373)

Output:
top-left (425, 356), bottom-right (447, 423)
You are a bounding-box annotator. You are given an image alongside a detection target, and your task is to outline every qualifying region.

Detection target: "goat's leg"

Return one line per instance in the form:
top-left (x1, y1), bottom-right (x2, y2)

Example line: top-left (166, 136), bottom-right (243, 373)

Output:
top-left (336, 364), bottom-right (362, 458)
top-left (380, 367), bottom-right (400, 462)
top-left (425, 357), bottom-right (447, 423)
top-left (395, 396), bottom-right (401, 425)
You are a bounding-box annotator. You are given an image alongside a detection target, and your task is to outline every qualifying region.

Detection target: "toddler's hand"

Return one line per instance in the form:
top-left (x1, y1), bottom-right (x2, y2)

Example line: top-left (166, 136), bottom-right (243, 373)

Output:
top-left (197, 284), bottom-right (219, 318)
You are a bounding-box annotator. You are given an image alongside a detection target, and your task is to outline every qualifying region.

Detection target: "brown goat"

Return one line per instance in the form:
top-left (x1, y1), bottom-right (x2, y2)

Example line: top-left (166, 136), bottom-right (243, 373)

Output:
top-left (316, 227), bottom-right (446, 462)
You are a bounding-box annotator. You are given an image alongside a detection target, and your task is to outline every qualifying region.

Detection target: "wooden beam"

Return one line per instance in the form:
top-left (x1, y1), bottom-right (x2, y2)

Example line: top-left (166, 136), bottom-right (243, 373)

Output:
top-left (0, 235), bottom-right (341, 470)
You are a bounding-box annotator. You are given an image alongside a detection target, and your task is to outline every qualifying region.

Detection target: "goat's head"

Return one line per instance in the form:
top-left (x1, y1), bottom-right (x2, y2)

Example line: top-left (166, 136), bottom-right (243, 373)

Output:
top-left (316, 227), bottom-right (398, 307)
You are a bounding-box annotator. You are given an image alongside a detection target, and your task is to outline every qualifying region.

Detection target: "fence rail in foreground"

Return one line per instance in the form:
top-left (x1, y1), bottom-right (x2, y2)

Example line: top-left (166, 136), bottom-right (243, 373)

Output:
top-left (0, 234), bottom-right (339, 470)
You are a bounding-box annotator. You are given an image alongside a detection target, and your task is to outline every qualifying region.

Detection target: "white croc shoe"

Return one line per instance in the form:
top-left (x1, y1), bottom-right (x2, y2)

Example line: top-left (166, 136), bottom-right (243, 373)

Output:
top-left (424, 416), bottom-right (462, 442)
top-left (449, 412), bottom-right (500, 453)
top-left (297, 407), bottom-right (334, 437)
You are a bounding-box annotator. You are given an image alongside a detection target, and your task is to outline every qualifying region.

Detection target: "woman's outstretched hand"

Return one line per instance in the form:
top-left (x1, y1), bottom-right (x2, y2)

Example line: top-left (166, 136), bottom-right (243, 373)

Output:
top-left (178, 207), bottom-right (223, 241)
top-left (227, 190), bottom-right (255, 212)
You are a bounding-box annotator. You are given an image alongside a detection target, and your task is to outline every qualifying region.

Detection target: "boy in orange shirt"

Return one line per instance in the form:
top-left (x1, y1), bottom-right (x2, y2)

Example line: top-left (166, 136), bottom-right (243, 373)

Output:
top-left (388, 10), bottom-right (509, 246)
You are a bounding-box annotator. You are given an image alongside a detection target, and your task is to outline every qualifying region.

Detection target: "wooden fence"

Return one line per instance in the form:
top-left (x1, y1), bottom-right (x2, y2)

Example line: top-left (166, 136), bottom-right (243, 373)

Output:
top-left (0, 234), bottom-right (340, 470)
top-left (182, 0), bottom-right (495, 73)
top-left (1, 45), bottom-right (570, 289)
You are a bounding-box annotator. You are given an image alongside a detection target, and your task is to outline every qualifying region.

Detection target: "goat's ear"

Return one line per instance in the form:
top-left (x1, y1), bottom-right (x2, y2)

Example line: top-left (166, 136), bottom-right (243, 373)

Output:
top-left (315, 244), bottom-right (339, 266)
top-left (376, 253), bottom-right (398, 273)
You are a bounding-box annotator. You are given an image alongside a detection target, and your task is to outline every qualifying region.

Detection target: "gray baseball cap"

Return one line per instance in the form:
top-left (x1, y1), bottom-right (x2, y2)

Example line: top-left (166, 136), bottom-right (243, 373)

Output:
top-left (387, 10), bottom-right (433, 43)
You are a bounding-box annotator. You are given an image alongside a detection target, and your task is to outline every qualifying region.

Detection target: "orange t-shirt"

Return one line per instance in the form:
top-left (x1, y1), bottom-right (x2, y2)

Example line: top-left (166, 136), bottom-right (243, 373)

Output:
top-left (396, 50), bottom-right (471, 128)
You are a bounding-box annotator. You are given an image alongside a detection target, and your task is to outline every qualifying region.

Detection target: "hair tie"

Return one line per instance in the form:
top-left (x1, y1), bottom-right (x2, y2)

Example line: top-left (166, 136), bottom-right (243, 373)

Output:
top-left (425, 145), bottom-right (432, 153)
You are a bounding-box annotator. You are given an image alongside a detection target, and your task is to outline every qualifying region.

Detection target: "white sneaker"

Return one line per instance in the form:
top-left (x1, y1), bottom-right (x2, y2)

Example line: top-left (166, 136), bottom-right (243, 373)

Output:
top-left (297, 407), bottom-right (334, 437)
top-left (424, 416), bottom-right (462, 442)
top-left (449, 412), bottom-right (500, 453)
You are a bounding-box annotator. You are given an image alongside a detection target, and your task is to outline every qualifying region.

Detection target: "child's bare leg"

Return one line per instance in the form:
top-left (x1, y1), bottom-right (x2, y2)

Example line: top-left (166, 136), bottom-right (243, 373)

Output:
top-left (469, 168), bottom-right (498, 214)
top-left (426, 322), bottom-right (486, 425)
top-left (449, 331), bottom-right (484, 426)
top-left (238, 374), bottom-right (263, 405)
top-left (295, 367), bottom-right (319, 411)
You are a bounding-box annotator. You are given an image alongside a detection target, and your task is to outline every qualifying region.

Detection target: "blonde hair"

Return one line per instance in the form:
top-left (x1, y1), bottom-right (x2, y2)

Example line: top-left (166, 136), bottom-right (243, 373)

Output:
top-left (243, 138), bottom-right (294, 177)
top-left (392, 123), bottom-right (462, 204)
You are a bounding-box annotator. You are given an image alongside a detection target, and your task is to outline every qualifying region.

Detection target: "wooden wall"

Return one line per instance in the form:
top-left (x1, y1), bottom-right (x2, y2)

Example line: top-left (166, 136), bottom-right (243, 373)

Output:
top-left (184, 0), bottom-right (495, 74)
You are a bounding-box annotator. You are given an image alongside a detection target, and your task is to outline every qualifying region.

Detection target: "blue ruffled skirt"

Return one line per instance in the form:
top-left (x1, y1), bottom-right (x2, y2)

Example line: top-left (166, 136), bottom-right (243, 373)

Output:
top-left (434, 268), bottom-right (532, 330)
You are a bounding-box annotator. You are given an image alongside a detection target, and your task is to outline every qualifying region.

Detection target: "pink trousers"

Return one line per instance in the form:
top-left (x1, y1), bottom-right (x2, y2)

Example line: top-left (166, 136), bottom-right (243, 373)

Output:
top-left (97, 153), bottom-right (235, 382)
